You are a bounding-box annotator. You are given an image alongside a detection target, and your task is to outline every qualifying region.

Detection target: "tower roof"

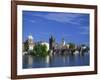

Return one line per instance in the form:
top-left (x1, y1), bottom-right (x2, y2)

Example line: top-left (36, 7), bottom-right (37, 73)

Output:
top-left (28, 33), bottom-right (33, 40)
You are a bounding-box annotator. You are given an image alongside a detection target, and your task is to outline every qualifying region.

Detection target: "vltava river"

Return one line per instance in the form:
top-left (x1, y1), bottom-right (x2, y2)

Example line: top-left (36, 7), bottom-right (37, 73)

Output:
top-left (23, 53), bottom-right (89, 69)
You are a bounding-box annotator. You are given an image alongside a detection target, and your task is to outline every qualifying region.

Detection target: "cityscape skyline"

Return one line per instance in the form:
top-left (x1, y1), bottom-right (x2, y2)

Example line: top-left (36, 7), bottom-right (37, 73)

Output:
top-left (22, 11), bottom-right (90, 45)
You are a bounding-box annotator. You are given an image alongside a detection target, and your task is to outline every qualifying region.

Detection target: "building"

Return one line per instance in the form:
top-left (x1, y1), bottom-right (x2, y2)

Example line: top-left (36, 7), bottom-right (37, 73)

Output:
top-left (28, 34), bottom-right (34, 51)
top-left (66, 44), bottom-right (70, 49)
top-left (49, 35), bottom-right (55, 50)
top-left (61, 38), bottom-right (66, 46)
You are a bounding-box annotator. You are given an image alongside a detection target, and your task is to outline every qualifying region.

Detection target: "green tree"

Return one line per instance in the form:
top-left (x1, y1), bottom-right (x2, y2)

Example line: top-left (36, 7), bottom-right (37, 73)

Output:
top-left (32, 44), bottom-right (48, 56)
top-left (68, 43), bottom-right (75, 49)
top-left (23, 39), bottom-right (29, 52)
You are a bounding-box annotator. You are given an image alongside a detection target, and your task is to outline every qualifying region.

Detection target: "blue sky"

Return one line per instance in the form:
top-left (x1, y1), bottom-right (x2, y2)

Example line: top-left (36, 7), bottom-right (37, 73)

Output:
top-left (22, 11), bottom-right (90, 45)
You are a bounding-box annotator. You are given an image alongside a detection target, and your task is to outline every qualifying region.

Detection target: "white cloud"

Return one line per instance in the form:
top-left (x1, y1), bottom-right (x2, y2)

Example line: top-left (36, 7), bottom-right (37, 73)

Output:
top-left (23, 11), bottom-right (89, 26)
top-left (78, 26), bottom-right (89, 35)
top-left (24, 18), bottom-right (36, 23)
top-left (32, 12), bottom-right (83, 25)
top-left (29, 20), bottom-right (36, 23)
top-left (79, 32), bottom-right (89, 35)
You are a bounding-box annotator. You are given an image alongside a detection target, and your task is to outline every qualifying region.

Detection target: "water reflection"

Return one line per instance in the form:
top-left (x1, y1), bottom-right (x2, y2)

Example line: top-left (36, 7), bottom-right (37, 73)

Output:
top-left (23, 53), bottom-right (89, 69)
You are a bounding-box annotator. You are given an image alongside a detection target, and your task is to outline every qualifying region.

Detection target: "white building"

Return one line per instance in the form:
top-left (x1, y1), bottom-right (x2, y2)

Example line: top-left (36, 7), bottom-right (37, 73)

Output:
top-left (61, 38), bottom-right (66, 46)
top-left (66, 44), bottom-right (70, 49)
top-left (28, 34), bottom-right (34, 50)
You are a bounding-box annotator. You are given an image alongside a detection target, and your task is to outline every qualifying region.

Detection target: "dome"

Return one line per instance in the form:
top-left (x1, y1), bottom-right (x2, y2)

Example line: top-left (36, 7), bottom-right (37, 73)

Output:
top-left (28, 34), bottom-right (33, 40)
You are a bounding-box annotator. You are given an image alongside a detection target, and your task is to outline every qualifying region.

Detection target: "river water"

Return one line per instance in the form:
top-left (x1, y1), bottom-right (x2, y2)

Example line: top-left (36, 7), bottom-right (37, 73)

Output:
top-left (23, 53), bottom-right (89, 69)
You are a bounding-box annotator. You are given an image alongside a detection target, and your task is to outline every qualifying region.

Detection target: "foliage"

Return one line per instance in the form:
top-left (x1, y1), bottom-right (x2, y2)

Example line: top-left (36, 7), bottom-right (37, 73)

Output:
top-left (68, 43), bottom-right (75, 50)
top-left (23, 39), bottom-right (29, 52)
top-left (31, 44), bottom-right (48, 57)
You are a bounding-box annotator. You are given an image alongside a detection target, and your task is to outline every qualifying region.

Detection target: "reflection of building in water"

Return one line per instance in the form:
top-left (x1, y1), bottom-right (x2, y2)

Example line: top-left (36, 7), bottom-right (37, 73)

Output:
top-left (27, 55), bottom-right (33, 68)
top-left (45, 55), bottom-right (50, 67)
top-left (28, 33), bottom-right (34, 51)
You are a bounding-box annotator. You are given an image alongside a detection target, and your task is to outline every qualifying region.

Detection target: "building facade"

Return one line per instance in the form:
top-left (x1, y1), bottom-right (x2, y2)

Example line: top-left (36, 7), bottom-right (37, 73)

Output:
top-left (28, 34), bottom-right (34, 51)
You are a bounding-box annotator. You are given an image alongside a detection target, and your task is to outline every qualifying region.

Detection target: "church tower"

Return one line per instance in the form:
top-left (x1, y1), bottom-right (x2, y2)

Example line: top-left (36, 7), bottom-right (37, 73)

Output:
top-left (62, 38), bottom-right (65, 46)
top-left (49, 35), bottom-right (55, 50)
top-left (28, 33), bottom-right (34, 50)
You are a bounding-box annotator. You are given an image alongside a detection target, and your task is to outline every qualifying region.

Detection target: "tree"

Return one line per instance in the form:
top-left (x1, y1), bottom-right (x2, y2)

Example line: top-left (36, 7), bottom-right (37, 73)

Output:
top-left (81, 44), bottom-right (89, 53)
top-left (23, 39), bottom-right (29, 52)
top-left (32, 44), bottom-right (48, 56)
top-left (68, 43), bottom-right (75, 50)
